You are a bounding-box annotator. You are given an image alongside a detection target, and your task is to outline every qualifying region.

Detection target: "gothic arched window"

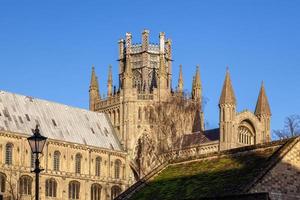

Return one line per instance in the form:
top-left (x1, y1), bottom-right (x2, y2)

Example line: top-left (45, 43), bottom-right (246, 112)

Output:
top-left (45, 178), bottom-right (57, 197)
top-left (113, 110), bottom-right (116, 125)
top-left (114, 159), bottom-right (121, 179)
top-left (91, 183), bottom-right (102, 200)
top-left (69, 181), bottom-right (80, 200)
top-left (0, 173), bottom-right (6, 193)
top-left (5, 143), bottom-right (13, 165)
top-left (19, 175), bottom-right (32, 195)
top-left (53, 151), bottom-right (60, 171)
top-left (238, 120), bottom-right (255, 145)
top-left (75, 154), bottom-right (82, 174)
top-left (111, 185), bottom-right (122, 200)
top-left (95, 157), bottom-right (101, 177)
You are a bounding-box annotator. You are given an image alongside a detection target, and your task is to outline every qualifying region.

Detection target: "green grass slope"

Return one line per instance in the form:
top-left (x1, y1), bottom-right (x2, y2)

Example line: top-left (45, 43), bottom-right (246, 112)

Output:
top-left (130, 147), bottom-right (279, 200)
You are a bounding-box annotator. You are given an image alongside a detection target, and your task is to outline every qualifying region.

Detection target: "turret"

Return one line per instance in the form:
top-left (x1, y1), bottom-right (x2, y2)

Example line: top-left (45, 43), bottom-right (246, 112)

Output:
top-left (191, 65), bottom-right (204, 132)
top-left (142, 29), bottom-right (149, 52)
top-left (107, 65), bottom-right (113, 97)
top-left (219, 68), bottom-right (237, 150)
top-left (89, 66), bottom-right (100, 111)
top-left (158, 32), bottom-right (168, 100)
top-left (123, 32), bottom-right (133, 90)
top-left (177, 65), bottom-right (184, 94)
top-left (159, 32), bottom-right (165, 54)
top-left (118, 38), bottom-right (125, 76)
top-left (255, 81), bottom-right (271, 142)
top-left (192, 65), bottom-right (202, 101)
top-left (165, 38), bottom-right (172, 89)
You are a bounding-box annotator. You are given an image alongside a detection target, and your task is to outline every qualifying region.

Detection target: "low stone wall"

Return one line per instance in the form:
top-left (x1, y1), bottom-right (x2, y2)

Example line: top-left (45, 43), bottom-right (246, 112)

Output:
top-left (159, 141), bottom-right (219, 162)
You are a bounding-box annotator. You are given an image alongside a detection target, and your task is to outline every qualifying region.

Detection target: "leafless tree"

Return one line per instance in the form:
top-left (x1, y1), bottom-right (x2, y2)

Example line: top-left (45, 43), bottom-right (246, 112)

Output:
top-left (4, 168), bottom-right (34, 200)
top-left (273, 115), bottom-right (300, 139)
top-left (133, 92), bottom-right (206, 178)
top-left (149, 93), bottom-right (204, 152)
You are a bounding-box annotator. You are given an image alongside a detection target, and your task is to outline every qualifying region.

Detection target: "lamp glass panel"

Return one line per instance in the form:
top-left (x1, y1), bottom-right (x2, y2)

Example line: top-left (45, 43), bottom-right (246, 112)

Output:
top-left (28, 138), bottom-right (37, 153)
top-left (37, 139), bottom-right (46, 153)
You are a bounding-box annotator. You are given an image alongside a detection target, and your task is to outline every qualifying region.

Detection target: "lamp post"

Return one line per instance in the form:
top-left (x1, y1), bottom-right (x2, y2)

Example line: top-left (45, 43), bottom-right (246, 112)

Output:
top-left (27, 125), bottom-right (47, 200)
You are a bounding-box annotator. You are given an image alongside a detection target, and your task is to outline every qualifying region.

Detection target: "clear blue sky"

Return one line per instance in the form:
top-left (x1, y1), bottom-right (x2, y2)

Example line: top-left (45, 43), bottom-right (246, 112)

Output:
top-left (1, 0), bottom-right (300, 138)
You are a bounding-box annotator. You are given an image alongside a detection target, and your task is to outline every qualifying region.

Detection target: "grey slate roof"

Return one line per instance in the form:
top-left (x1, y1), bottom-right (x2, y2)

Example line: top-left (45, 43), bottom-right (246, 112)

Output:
top-left (0, 90), bottom-right (123, 151)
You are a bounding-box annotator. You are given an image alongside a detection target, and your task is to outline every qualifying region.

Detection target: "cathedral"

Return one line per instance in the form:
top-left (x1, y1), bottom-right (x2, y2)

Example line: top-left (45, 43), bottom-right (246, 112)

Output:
top-left (0, 30), bottom-right (271, 200)
top-left (89, 30), bottom-right (271, 177)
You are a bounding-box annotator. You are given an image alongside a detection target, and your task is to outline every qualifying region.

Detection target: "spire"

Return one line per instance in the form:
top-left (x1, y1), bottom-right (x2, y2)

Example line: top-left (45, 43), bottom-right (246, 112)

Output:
top-left (194, 65), bottom-right (201, 88)
top-left (255, 81), bottom-right (271, 116)
top-left (90, 65), bottom-right (97, 88)
top-left (89, 65), bottom-right (100, 111)
top-left (95, 76), bottom-right (100, 100)
top-left (192, 75), bottom-right (195, 93)
top-left (219, 67), bottom-right (236, 105)
top-left (177, 64), bottom-right (184, 93)
top-left (192, 65), bottom-right (202, 100)
top-left (107, 65), bottom-right (113, 97)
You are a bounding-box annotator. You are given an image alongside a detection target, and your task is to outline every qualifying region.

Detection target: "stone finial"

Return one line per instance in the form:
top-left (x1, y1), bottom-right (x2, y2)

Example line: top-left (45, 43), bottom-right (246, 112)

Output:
top-left (255, 81), bottom-right (271, 116)
top-left (89, 65), bottom-right (100, 110)
top-left (125, 32), bottom-right (132, 54)
top-left (159, 32), bottom-right (165, 54)
top-left (178, 64), bottom-right (184, 93)
top-left (219, 67), bottom-right (236, 105)
top-left (142, 29), bottom-right (150, 51)
top-left (118, 38), bottom-right (125, 59)
top-left (192, 65), bottom-right (202, 100)
top-left (107, 65), bottom-right (113, 97)
top-left (90, 65), bottom-right (97, 88)
top-left (165, 39), bottom-right (172, 59)
top-left (194, 65), bottom-right (201, 88)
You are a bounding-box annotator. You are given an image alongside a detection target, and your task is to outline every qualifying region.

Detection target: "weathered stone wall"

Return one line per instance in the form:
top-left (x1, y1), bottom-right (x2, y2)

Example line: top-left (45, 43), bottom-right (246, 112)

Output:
top-left (250, 139), bottom-right (300, 200)
top-left (0, 131), bottom-right (130, 200)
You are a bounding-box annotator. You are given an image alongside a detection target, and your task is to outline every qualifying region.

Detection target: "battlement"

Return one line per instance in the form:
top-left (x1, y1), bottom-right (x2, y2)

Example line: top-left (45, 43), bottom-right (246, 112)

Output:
top-left (118, 29), bottom-right (171, 58)
top-left (95, 93), bottom-right (121, 110)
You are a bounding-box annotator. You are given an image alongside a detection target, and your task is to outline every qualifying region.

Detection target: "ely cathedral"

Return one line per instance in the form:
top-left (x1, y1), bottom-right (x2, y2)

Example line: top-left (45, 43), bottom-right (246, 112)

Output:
top-left (0, 30), bottom-right (271, 200)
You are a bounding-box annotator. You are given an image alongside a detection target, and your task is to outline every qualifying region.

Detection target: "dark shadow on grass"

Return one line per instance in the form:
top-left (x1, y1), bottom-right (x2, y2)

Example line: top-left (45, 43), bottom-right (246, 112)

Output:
top-left (129, 144), bottom-right (287, 200)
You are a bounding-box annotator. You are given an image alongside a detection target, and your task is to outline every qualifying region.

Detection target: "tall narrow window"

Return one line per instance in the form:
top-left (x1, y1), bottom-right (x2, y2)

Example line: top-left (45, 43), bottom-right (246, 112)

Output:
top-left (53, 151), bottom-right (60, 171)
top-left (95, 157), bottom-right (101, 177)
top-left (114, 160), bottom-right (121, 179)
top-left (0, 173), bottom-right (6, 193)
top-left (91, 183), bottom-right (102, 200)
top-left (69, 181), bottom-right (80, 200)
top-left (113, 110), bottom-right (116, 125)
top-left (111, 186), bottom-right (122, 200)
top-left (19, 176), bottom-right (32, 195)
top-left (5, 143), bottom-right (13, 165)
top-left (45, 178), bottom-right (57, 197)
top-left (75, 154), bottom-right (82, 174)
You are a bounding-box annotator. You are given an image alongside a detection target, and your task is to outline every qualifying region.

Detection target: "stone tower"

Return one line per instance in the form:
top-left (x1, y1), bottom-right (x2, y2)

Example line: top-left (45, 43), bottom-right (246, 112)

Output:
top-left (89, 66), bottom-right (100, 111)
top-left (89, 30), bottom-right (204, 177)
top-left (255, 82), bottom-right (272, 143)
top-left (219, 68), bottom-right (237, 150)
top-left (89, 30), bottom-right (271, 177)
top-left (219, 69), bottom-right (272, 151)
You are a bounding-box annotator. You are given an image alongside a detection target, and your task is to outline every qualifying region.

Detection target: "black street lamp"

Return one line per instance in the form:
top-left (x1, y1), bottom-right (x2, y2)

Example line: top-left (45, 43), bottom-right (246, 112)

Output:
top-left (27, 125), bottom-right (47, 200)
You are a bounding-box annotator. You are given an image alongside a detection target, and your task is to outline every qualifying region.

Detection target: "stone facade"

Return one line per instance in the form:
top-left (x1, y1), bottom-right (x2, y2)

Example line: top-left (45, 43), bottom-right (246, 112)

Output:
top-left (90, 30), bottom-right (272, 178)
top-left (0, 131), bottom-right (129, 200)
top-left (250, 138), bottom-right (300, 199)
top-left (90, 30), bottom-right (204, 178)
top-left (0, 30), bottom-right (274, 200)
top-left (219, 70), bottom-right (271, 151)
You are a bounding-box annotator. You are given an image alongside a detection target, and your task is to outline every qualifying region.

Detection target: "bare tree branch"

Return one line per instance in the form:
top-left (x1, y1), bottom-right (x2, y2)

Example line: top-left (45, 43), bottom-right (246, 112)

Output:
top-left (273, 115), bottom-right (300, 139)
